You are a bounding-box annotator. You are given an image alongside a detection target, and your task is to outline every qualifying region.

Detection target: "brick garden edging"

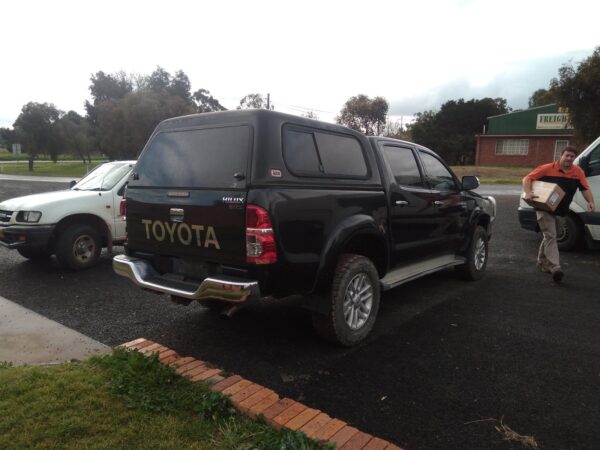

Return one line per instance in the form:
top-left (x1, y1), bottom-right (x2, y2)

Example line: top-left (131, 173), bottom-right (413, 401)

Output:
top-left (120, 338), bottom-right (404, 450)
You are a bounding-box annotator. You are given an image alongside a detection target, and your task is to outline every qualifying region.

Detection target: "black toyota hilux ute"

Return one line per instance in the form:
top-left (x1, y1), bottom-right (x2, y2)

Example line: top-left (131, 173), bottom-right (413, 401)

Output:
top-left (114, 110), bottom-right (496, 346)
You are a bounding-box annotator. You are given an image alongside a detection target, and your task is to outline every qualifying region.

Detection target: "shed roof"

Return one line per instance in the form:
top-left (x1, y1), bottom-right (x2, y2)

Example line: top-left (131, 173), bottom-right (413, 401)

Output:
top-left (486, 104), bottom-right (573, 135)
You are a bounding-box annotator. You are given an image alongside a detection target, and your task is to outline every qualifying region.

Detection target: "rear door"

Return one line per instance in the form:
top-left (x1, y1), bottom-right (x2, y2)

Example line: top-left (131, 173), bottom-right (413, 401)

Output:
top-left (126, 125), bottom-right (251, 265)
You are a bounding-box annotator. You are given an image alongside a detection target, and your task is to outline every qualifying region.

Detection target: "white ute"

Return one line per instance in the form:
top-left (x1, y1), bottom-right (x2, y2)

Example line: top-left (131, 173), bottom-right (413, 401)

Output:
top-left (0, 161), bottom-right (134, 270)
top-left (518, 136), bottom-right (600, 250)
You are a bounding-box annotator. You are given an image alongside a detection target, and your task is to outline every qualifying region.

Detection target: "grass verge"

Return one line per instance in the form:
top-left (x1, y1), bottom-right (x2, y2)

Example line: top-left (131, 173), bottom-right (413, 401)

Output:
top-left (0, 153), bottom-right (103, 161)
top-left (0, 159), bottom-right (529, 185)
top-left (451, 165), bottom-right (529, 185)
top-left (0, 162), bottom-right (103, 178)
top-left (0, 348), bottom-right (330, 449)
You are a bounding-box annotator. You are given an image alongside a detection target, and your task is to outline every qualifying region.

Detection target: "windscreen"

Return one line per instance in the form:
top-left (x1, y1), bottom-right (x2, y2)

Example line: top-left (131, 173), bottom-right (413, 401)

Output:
top-left (73, 163), bottom-right (132, 191)
top-left (133, 125), bottom-right (250, 189)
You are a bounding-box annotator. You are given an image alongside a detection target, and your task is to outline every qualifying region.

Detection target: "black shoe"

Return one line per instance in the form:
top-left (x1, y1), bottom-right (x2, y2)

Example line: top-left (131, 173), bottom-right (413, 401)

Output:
top-left (552, 269), bottom-right (564, 283)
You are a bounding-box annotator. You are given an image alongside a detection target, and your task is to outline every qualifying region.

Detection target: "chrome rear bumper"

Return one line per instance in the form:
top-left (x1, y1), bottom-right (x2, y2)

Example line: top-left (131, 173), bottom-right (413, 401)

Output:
top-left (113, 254), bottom-right (260, 303)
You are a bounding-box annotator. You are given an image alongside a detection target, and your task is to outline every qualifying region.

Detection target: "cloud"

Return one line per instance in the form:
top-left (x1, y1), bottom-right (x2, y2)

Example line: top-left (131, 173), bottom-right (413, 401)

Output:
top-left (389, 49), bottom-right (592, 116)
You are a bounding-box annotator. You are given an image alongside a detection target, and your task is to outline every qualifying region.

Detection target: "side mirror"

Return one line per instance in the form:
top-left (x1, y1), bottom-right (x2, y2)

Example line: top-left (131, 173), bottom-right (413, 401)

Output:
top-left (578, 155), bottom-right (590, 175)
top-left (461, 175), bottom-right (480, 191)
top-left (69, 180), bottom-right (77, 188)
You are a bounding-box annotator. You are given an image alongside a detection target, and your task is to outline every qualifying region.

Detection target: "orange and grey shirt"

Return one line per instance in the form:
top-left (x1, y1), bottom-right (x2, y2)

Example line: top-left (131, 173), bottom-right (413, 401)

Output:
top-left (525, 161), bottom-right (590, 216)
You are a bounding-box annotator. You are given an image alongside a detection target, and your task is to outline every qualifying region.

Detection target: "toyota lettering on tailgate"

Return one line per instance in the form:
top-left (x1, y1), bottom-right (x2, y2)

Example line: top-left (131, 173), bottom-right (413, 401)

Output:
top-left (141, 219), bottom-right (221, 249)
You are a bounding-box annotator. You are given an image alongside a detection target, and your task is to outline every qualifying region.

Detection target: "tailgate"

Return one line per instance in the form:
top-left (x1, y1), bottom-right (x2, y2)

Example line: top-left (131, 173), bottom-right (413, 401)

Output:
top-left (126, 124), bottom-right (251, 265)
top-left (126, 188), bottom-right (247, 264)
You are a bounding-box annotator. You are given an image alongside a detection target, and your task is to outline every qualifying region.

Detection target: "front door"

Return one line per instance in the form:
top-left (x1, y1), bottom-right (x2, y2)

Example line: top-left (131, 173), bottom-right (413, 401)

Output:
top-left (417, 150), bottom-right (468, 254)
top-left (576, 142), bottom-right (600, 238)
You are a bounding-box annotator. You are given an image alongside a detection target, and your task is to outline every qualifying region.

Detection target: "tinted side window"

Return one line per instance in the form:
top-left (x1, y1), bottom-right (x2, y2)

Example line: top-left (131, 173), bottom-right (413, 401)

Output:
top-left (382, 145), bottom-right (424, 187)
top-left (419, 151), bottom-right (457, 191)
top-left (314, 132), bottom-right (367, 177)
top-left (134, 126), bottom-right (250, 188)
top-left (283, 126), bottom-right (368, 178)
top-left (586, 143), bottom-right (600, 177)
top-left (283, 130), bottom-right (321, 174)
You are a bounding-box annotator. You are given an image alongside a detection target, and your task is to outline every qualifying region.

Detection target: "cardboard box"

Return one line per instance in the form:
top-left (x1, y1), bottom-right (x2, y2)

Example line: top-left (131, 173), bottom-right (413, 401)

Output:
top-left (522, 180), bottom-right (565, 212)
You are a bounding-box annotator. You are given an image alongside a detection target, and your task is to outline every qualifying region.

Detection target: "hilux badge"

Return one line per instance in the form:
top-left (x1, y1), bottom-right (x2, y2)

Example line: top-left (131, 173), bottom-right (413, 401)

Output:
top-left (222, 196), bottom-right (245, 204)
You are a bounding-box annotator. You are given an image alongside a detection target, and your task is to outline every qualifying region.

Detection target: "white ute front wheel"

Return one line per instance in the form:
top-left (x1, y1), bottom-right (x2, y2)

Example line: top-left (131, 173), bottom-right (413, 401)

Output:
top-left (56, 224), bottom-right (102, 270)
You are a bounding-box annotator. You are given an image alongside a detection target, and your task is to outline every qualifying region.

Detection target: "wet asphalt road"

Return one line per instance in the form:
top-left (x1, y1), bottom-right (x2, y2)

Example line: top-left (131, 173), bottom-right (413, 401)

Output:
top-left (1, 179), bottom-right (599, 450)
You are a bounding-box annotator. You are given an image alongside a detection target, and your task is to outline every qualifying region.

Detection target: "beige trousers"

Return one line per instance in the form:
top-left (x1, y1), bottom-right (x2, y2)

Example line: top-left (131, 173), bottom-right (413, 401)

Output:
top-left (536, 210), bottom-right (561, 270)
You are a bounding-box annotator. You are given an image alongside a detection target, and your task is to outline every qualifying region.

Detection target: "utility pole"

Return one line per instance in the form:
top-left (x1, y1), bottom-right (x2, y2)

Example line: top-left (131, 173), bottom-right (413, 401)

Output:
top-left (266, 93), bottom-right (270, 110)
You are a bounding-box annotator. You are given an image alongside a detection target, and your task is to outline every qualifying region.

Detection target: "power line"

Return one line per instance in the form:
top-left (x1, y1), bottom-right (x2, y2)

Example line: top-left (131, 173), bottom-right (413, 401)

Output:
top-left (276, 102), bottom-right (336, 114)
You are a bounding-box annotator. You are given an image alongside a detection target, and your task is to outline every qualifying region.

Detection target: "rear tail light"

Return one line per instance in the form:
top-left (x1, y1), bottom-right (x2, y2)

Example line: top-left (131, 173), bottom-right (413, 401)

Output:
top-left (119, 199), bottom-right (127, 217)
top-left (246, 204), bottom-right (277, 264)
top-left (119, 199), bottom-right (128, 241)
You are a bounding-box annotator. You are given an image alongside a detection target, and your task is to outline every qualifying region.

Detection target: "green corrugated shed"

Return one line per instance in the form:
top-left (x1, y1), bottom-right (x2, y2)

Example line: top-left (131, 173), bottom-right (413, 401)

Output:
top-left (486, 104), bottom-right (573, 135)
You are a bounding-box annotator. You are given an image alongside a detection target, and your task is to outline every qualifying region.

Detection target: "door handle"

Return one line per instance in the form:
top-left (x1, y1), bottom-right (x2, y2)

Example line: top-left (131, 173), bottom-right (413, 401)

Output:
top-left (433, 201), bottom-right (444, 207)
top-left (395, 200), bottom-right (409, 206)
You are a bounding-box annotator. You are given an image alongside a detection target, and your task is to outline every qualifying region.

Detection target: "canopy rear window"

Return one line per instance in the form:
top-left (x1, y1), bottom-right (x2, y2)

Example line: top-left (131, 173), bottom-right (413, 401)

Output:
top-left (133, 125), bottom-right (250, 188)
top-left (283, 126), bottom-right (368, 178)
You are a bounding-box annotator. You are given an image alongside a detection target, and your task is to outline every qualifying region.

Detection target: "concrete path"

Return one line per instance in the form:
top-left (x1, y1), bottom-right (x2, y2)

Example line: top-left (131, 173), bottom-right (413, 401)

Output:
top-left (477, 183), bottom-right (522, 196)
top-left (0, 295), bottom-right (111, 365)
top-left (0, 174), bottom-right (75, 183)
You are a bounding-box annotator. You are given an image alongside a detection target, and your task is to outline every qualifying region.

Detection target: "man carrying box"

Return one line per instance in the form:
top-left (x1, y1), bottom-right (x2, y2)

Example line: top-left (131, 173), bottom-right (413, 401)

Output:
top-left (522, 146), bottom-right (595, 283)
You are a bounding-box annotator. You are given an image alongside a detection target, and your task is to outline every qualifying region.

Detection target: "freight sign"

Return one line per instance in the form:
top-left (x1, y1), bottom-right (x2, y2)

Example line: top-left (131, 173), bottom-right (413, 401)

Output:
top-left (536, 113), bottom-right (571, 129)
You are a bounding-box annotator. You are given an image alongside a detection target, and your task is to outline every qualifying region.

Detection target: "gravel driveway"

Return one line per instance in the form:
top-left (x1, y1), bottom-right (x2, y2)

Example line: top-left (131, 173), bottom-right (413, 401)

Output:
top-left (1, 179), bottom-right (599, 450)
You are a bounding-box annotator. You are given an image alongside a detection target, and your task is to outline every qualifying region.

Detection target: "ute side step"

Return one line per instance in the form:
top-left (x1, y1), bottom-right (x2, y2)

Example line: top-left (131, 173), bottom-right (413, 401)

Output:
top-left (380, 254), bottom-right (466, 290)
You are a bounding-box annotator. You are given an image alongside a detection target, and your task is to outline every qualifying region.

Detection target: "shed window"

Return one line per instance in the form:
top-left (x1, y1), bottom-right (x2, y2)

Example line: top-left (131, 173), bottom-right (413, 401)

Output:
top-left (554, 140), bottom-right (570, 160)
top-left (495, 139), bottom-right (529, 155)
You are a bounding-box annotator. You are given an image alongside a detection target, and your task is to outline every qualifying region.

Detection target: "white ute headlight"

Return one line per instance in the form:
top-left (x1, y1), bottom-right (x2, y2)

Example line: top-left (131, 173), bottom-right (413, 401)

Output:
top-left (16, 211), bottom-right (42, 223)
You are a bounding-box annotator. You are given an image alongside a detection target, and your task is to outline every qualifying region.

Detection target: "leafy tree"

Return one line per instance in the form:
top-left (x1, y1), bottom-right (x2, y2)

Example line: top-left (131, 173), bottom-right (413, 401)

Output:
top-left (336, 94), bottom-right (389, 136)
top-left (169, 70), bottom-right (193, 105)
top-left (94, 89), bottom-right (194, 160)
top-left (301, 111), bottom-right (319, 119)
top-left (88, 71), bottom-right (133, 105)
top-left (147, 66), bottom-right (172, 93)
top-left (237, 93), bottom-right (273, 110)
top-left (0, 127), bottom-right (17, 150)
top-left (13, 102), bottom-right (63, 170)
top-left (193, 88), bottom-right (227, 113)
top-left (85, 68), bottom-right (226, 158)
top-left (85, 71), bottom-right (134, 155)
top-left (410, 97), bottom-right (510, 165)
top-left (551, 46), bottom-right (600, 144)
top-left (58, 111), bottom-right (92, 163)
top-left (528, 88), bottom-right (557, 108)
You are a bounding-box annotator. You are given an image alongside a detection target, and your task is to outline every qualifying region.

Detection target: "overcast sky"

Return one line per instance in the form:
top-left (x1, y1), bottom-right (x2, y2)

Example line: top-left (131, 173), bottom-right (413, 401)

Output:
top-left (1, 0), bottom-right (598, 128)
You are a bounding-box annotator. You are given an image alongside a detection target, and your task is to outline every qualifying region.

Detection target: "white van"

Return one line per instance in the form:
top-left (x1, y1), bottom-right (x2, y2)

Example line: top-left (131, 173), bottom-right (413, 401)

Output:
top-left (518, 136), bottom-right (600, 250)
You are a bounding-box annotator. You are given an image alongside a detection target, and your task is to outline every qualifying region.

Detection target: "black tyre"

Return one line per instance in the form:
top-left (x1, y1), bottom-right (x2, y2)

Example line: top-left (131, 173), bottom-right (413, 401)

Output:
top-left (17, 247), bottom-right (51, 260)
top-left (312, 254), bottom-right (380, 347)
top-left (201, 300), bottom-right (228, 312)
top-left (55, 224), bottom-right (102, 270)
top-left (456, 225), bottom-right (488, 281)
top-left (557, 215), bottom-right (581, 252)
